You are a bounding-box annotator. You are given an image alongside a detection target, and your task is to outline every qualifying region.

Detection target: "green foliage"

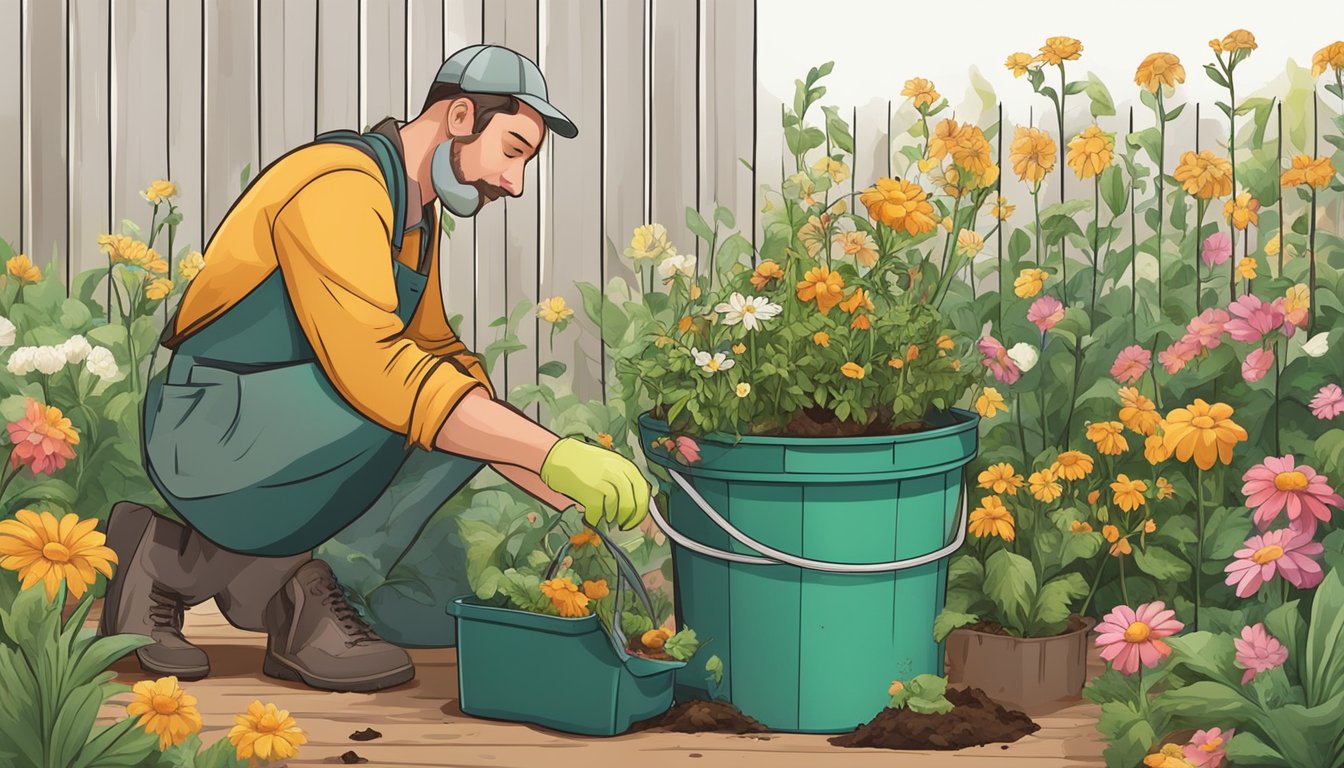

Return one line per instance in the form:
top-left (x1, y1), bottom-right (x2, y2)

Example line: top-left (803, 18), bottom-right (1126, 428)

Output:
top-left (888, 674), bottom-right (955, 715)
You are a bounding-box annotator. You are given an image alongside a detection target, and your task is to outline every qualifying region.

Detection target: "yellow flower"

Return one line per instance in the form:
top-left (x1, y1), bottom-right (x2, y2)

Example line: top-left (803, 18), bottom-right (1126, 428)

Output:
top-left (736, 382), bottom-right (751, 398)
top-left (569, 529), bottom-right (603, 549)
top-left (582, 579), bottom-right (610, 600)
top-left (947, 125), bottom-right (999, 189)
top-left (1086, 421), bottom-right (1129, 456)
top-left (976, 387), bottom-right (1007, 419)
top-left (0, 510), bottom-right (116, 602)
top-left (1005, 51), bottom-right (1035, 77)
top-left (813, 156), bottom-right (850, 184)
top-left (1312, 41), bottom-right (1344, 78)
top-left (834, 230), bottom-right (879, 268)
top-left (537, 296), bottom-right (574, 324)
top-left (750, 260), bottom-right (784, 290)
top-left (851, 314), bottom-right (872, 331)
top-left (958, 229), bottom-right (985, 258)
top-left (1144, 743), bottom-right (1196, 768)
top-left (1110, 537), bottom-right (1133, 557)
top-left (1118, 387), bottom-right (1161, 436)
top-left (841, 362), bottom-right (865, 380)
top-left (1088, 489), bottom-right (1101, 505)
top-left (1037, 36), bottom-right (1083, 65)
top-left (6, 254), bottom-right (41, 283)
top-left (798, 215), bottom-right (831, 258)
top-left (177, 251), bottom-right (206, 281)
top-left (229, 701), bottom-right (307, 765)
top-left (1052, 450), bottom-right (1095, 480)
top-left (1162, 399), bottom-right (1247, 470)
top-left (626, 223), bottom-right (671, 261)
top-left (1071, 521), bottom-right (1094, 533)
top-left (1173, 150), bottom-right (1234, 199)
top-left (937, 335), bottom-right (955, 351)
top-left (1281, 155), bottom-right (1335, 190)
top-left (889, 680), bottom-right (905, 696)
top-left (990, 195), bottom-right (1015, 221)
top-left (813, 331), bottom-right (831, 348)
top-left (540, 578), bottom-right (591, 617)
top-left (1209, 38), bottom-right (1224, 54)
top-left (1102, 524), bottom-right (1121, 543)
top-left (641, 628), bottom-right (672, 650)
top-left (1156, 477), bottom-right (1175, 499)
top-left (1237, 257), bottom-right (1258, 280)
top-left (126, 676), bottom-right (202, 750)
top-left (1014, 267), bottom-right (1048, 298)
top-left (888, 358), bottom-right (904, 369)
top-left (978, 463), bottom-right (1025, 496)
top-left (596, 433), bottom-right (614, 450)
top-left (1066, 125), bottom-right (1114, 180)
top-left (902, 77), bottom-right (940, 109)
top-left (951, 359), bottom-right (961, 371)
top-left (969, 496), bottom-right (1015, 541)
top-left (860, 177), bottom-right (937, 236)
top-left (1028, 468), bottom-right (1063, 503)
top-left (141, 179), bottom-right (178, 203)
top-left (1264, 234), bottom-right (1281, 257)
top-left (1110, 474), bottom-right (1148, 513)
top-left (1219, 29), bottom-right (1257, 53)
top-left (98, 234), bottom-right (166, 272)
top-left (145, 278), bottom-right (174, 301)
top-left (1135, 52), bottom-right (1186, 92)
top-left (732, 342), bottom-right (746, 355)
top-left (927, 119), bottom-right (960, 162)
top-left (840, 287), bottom-right (875, 315)
top-left (1285, 283), bottom-right (1310, 323)
top-left (906, 344), bottom-right (920, 362)
top-left (1144, 434), bottom-right (1171, 465)
top-left (1010, 127), bottom-right (1057, 184)
top-left (796, 265), bottom-right (846, 315)
top-left (1143, 518), bottom-right (1157, 533)
top-left (1223, 193), bottom-right (1260, 230)
top-left (940, 215), bottom-right (954, 232)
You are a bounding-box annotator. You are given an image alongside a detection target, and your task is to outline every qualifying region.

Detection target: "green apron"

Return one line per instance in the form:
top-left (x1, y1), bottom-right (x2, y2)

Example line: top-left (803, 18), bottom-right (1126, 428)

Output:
top-left (143, 127), bottom-right (484, 646)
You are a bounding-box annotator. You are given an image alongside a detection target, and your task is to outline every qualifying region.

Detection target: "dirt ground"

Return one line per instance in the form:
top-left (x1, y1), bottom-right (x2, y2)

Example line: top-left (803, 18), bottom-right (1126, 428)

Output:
top-left (92, 600), bottom-right (1106, 768)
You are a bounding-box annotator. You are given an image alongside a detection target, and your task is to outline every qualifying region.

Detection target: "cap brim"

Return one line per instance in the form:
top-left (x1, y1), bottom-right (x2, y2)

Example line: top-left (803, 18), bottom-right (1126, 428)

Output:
top-left (516, 94), bottom-right (579, 139)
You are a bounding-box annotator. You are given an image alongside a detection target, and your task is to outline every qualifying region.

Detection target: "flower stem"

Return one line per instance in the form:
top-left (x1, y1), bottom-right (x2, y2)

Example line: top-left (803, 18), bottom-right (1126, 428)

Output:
top-left (1079, 551), bottom-right (1108, 617)
top-left (1195, 467), bottom-right (1206, 632)
top-left (1119, 553), bottom-right (1131, 605)
top-left (1090, 178), bottom-right (1100, 314)
top-left (1194, 200), bottom-right (1207, 313)
top-left (1156, 90), bottom-right (1167, 315)
top-left (0, 458), bottom-right (22, 504)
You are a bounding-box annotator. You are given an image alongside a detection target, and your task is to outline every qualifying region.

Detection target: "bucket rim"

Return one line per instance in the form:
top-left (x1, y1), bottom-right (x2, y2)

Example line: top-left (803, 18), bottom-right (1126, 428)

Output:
top-left (637, 406), bottom-right (979, 447)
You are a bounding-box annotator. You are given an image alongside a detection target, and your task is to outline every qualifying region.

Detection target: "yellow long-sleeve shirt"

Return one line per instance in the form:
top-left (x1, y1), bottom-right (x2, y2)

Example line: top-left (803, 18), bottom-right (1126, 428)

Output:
top-left (165, 142), bottom-right (494, 451)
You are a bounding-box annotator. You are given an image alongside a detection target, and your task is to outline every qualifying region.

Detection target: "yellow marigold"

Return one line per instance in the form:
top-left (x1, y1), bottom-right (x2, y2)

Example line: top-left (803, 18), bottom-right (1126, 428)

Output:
top-left (1143, 518), bottom-right (1157, 533)
top-left (569, 529), bottom-right (602, 549)
top-left (860, 177), bottom-right (937, 236)
top-left (1014, 267), bottom-right (1048, 298)
top-left (948, 125), bottom-right (999, 188)
top-left (976, 387), bottom-right (1007, 419)
top-left (927, 119), bottom-right (960, 161)
top-left (1118, 387), bottom-right (1161, 436)
top-left (641, 628), bottom-right (671, 649)
top-left (1135, 52), bottom-right (1186, 92)
top-left (1156, 477), bottom-right (1175, 500)
top-left (736, 382), bottom-right (751, 398)
top-left (1029, 468), bottom-right (1063, 502)
top-left (596, 433), bottom-right (614, 450)
top-left (6, 254), bottom-right (41, 283)
top-left (1264, 234), bottom-right (1281, 257)
top-left (1237, 257), bottom-right (1257, 280)
top-left (0, 510), bottom-right (116, 601)
top-left (626, 223), bottom-right (672, 261)
top-left (813, 331), bottom-right (831, 348)
top-left (1219, 29), bottom-right (1258, 53)
top-left (1223, 193), bottom-right (1260, 230)
top-left (1005, 51), bottom-right (1035, 77)
top-left (1144, 743), bottom-right (1193, 768)
top-left (958, 229), bottom-right (985, 258)
top-left (1110, 474), bottom-right (1148, 513)
top-left (177, 251), bottom-right (206, 281)
top-left (1071, 521), bottom-right (1094, 533)
top-left (937, 335), bottom-right (955, 351)
top-left (1087, 421), bottom-right (1129, 456)
top-left (538, 296), bottom-right (575, 324)
top-left (1066, 125), bottom-right (1114, 180)
top-left (1102, 524), bottom-right (1121, 543)
top-left (834, 230), bottom-right (879, 268)
top-left (540, 578), bottom-right (591, 617)
top-left (991, 195), bottom-right (1015, 221)
top-left (98, 234), bottom-right (166, 272)
top-left (1144, 434), bottom-right (1171, 465)
top-left (978, 463), bottom-right (1025, 496)
top-left (126, 676), bottom-right (202, 750)
top-left (813, 156), bottom-right (850, 184)
top-left (1038, 36), bottom-right (1083, 65)
top-left (841, 362), bottom-right (865, 380)
top-left (229, 701), bottom-right (307, 765)
top-left (796, 265), bottom-right (846, 315)
top-left (1010, 127), bottom-right (1057, 184)
top-left (582, 579), bottom-right (609, 600)
top-left (1173, 150), bottom-right (1234, 199)
top-left (1052, 450), bottom-right (1095, 480)
top-left (840, 287), bottom-right (875, 314)
top-left (1281, 155), bottom-right (1335, 189)
top-left (145, 278), bottom-right (174, 301)
top-left (1110, 537), bottom-right (1133, 557)
top-left (1162, 399), bottom-right (1247, 470)
top-left (750, 259), bottom-right (784, 290)
top-left (141, 179), bottom-right (178, 203)
top-left (851, 314), bottom-right (871, 331)
top-left (1312, 41), bottom-right (1344, 78)
top-left (969, 496), bottom-right (1015, 541)
top-left (902, 77), bottom-right (940, 109)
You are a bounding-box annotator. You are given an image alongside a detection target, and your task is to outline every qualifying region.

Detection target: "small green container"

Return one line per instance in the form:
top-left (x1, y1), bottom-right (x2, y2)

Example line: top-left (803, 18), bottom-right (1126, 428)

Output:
top-left (447, 597), bottom-right (686, 736)
top-left (639, 408), bottom-right (978, 733)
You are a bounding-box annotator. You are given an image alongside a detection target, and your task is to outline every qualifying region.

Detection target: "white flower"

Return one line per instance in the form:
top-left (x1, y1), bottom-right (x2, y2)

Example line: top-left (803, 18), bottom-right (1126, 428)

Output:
top-left (1006, 342), bottom-right (1039, 372)
top-left (0, 316), bottom-right (15, 347)
top-left (713, 292), bottom-right (783, 332)
top-left (60, 334), bottom-right (92, 364)
top-left (6, 346), bottom-right (36, 375)
top-left (657, 252), bottom-right (695, 280)
top-left (85, 346), bottom-right (119, 380)
top-left (690, 347), bottom-right (735, 374)
top-left (33, 346), bottom-right (66, 375)
top-left (1299, 332), bottom-right (1329, 358)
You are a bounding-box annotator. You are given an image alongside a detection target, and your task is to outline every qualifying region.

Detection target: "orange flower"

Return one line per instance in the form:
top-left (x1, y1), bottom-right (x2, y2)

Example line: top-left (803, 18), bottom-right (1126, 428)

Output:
top-left (1145, 434), bottom-right (1170, 465)
top-left (229, 701), bottom-right (307, 765)
top-left (851, 314), bottom-right (871, 331)
top-left (1118, 387), bottom-right (1161, 436)
top-left (1086, 421), bottom-right (1129, 456)
top-left (596, 433), bottom-right (615, 450)
top-left (1173, 150), bottom-right (1234, 199)
top-left (582, 579), bottom-right (610, 600)
top-left (1066, 125), bottom-right (1114, 180)
top-left (1281, 155), bottom-right (1335, 190)
top-left (1223, 193), bottom-right (1260, 230)
top-left (1005, 52), bottom-right (1035, 77)
top-left (813, 331), bottom-right (831, 348)
top-left (1161, 399), bottom-right (1247, 470)
top-left (1052, 450), bottom-right (1095, 480)
top-left (1037, 36), bottom-right (1083, 65)
top-left (1102, 524), bottom-right (1121, 543)
top-left (750, 260), bottom-right (784, 290)
top-left (906, 345), bottom-right (920, 362)
top-left (902, 77), bottom-right (940, 109)
top-left (126, 676), bottom-right (202, 750)
top-left (840, 287), bottom-right (875, 314)
top-left (834, 230), bottom-right (879, 268)
top-left (569, 529), bottom-right (603, 549)
top-left (1219, 29), bottom-right (1257, 53)
top-left (796, 265), bottom-right (846, 315)
top-left (978, 463), bottom-right (1025, 496)
top-left (1312, 41), bottom-right (1344, 78)
top-left (859, 177), bottom-right (937, 236)
top-left (7, 399), bottom-right (80, 476)
top-left (1071, 520), bottom-right (1094, 533)
top-left (1156, 477), bottom-right (1175, 500)
top-left (540, 578), bottom-right (591, 618)
top-left (969, 496), bottom-right (1015, 541)
top-left (0, 509), bottom-right (117, 601)
top-left (1143, 519), bottom-right (1157, 534)
top-left (1010, 127), bottom-right (1057, 184)
top-left (1135, 52), bottom-right (1186, 92)
top-left (1110, 537), bottom-right (1133, 557)
top-left (841, 362), bottom-right (865, 380)
top-left (1110, 474), bottom-right (1148, 513)
top-left (6, 254), bottom-right (41, 283)
top-left (1087, 489), bottom-right (1101, 505)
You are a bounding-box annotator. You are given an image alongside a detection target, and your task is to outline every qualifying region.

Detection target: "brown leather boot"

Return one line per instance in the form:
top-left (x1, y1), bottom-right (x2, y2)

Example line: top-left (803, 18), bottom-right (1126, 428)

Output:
top-left (262, 560), bottom-right (414, 692)
top-left (97, 503), bottom-right (211, 679)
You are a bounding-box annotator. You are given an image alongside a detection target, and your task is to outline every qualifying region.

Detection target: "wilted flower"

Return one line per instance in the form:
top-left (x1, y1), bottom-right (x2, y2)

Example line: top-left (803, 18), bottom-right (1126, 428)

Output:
top-left (540, 577), bottom-right (591, 617)
top-left (1135, 52), bottom-right (1186, 92)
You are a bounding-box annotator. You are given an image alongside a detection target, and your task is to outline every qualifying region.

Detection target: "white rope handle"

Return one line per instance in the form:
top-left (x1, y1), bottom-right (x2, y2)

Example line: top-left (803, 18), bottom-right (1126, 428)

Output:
top-left (646, 468), bottom-right (969, 573)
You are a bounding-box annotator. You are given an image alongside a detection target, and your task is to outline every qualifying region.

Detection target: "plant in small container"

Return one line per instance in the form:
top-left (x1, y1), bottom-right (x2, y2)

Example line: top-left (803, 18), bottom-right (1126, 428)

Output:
top-left (830, 674), bottom-right (1040, 750)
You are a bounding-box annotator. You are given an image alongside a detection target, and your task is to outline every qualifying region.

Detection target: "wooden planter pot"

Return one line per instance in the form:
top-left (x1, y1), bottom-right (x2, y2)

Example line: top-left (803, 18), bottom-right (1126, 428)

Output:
top-left (945, 617), bottom-right (1096, 711)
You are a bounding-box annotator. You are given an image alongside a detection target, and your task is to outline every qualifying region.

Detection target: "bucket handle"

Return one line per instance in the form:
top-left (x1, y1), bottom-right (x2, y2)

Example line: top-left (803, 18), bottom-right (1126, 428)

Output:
top-left (647, 467), bottom-right (969, 573)
top-left (545, 522), bottom-right (657, 652)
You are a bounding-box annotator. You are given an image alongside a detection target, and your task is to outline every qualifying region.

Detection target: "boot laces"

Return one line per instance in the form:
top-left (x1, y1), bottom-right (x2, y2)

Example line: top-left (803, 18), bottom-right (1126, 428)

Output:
top-left (147, 585), bottom-right (186, 636)
top-left (310, 572), bottom-right (379, 646)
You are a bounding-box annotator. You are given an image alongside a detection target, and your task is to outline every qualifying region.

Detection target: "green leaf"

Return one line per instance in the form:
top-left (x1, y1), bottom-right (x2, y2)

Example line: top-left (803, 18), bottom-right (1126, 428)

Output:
top-left (1133, 544), bottom-right (1191, 581)
top-left (239, 163), bottom-right (253, 190)
top-left (1095, 700), bottom-right (1160, 768)
top-left (1100, 165), bottom-right (1126, 218)
top-left (1226, 731), bottom-right (1290, 767)
top-left (537, 360), bottom-right (567, 378)
top-left (686, 208), bottom-right (715, 242)
top-left (1084, 77), bottom-right (1116, 118)
top-left (664, 627), bottom-right (700, 661)
top-left (1030, 573), bottom-right (1087, 632)
top-left (820, 105), bottom-right (855, 155)
top-left (620, 611), bottom-right (654, 639)
top-left (1204, 63), bottom-right (1230, 89)
top-left (713, 204), bottom-right (736, 230)
top-left (1305, 568), bottom-right (1344, 707)
top-left (933, 609), bottom-right (978, 642)
top-left (704, 654), bottom-right (724, 686)
top-left (983, 549), bottom-right (1037, 632)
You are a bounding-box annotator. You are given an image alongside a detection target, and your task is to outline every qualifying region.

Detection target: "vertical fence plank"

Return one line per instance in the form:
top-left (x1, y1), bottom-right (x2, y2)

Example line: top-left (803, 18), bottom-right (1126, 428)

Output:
top-left (602, 0), bottom-right (644, 290)
top-left (476, 6), bottom-right (509, 389)
top-left (699, 0), bottom-right (754, 247)
top-left (316, 0), bottom-right (358, 133)
top-left (259, 0), bottom-right (317, 167)
top-left (166, 0), bottom-right (203, 261)
top-left (111, 0), bottom-right (167, 242)
top-left (69, 0), bottom-right (111, 278)
top-left (0, 0), bottom-right (19, 249)
top-left (649, 0), bottom-right (696, 255)
top-left (441, 0), bottom-right (482, 350)
top-left (540, 0), bottom-right (603, 403)
top-left (203, 0), bottom-right (259, 237)
top-left (503, 0), bottom-right (540, 408)
top-left (406, 0), bottom-right (443, 118)
top-left (360, 0), bottom-right (406, 127)
top-left (22, 0), bottom-right (69, 274)
top-left (852, 98), bottom-right (890, 190)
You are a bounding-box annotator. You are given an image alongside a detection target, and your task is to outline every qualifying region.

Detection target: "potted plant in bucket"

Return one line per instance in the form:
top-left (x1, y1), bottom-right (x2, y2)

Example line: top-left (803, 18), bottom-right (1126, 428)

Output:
top-left (603, 63), bottom-right (986, 733)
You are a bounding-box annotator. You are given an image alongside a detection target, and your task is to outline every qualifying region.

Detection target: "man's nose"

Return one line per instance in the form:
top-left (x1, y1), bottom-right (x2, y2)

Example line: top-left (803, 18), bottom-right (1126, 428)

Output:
top-left (501, 167), bottom-right (524, 196)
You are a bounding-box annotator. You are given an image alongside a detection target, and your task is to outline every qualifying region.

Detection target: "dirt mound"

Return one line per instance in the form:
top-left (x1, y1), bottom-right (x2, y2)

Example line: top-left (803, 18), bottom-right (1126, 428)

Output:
top-left (829, 687), bottom-right (1039, 750)
top-left (632, 700), bottom-right (768, 734)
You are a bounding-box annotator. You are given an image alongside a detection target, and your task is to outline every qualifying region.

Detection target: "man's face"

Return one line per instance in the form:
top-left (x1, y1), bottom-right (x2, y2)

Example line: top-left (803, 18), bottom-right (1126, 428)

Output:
top-left (450, 102), bottom-right (546, 207)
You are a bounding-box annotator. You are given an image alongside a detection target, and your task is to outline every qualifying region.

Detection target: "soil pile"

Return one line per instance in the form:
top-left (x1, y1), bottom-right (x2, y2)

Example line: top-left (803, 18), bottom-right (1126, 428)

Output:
top-left (967, 614), bottom-right (1089, 636)
top-left (632, 700), bottom-right (768, 734)
top-left (829, 687), bottom-right (1039, 750)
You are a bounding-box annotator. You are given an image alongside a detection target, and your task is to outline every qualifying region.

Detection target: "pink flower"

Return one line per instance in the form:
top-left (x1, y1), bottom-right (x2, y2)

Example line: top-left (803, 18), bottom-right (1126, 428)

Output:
top-left (1186, 308), bottom-right (1229, 350)
top-left (1158, 336), bottom-right (1201, 374)
top-left (1225, 528), bottom-right (1324, 598)
top-left (673, 435), bottom-right (701, 464)
top-left (1310, 384), bottom-right (1344, 420)
top-left (1184, 727), bottom-right (1235, 768)
top-left (1201, 232), bottom-right (1232, 268)
top-left (1234, 623), bottom-right (1288, 685)
top-left (1111, 345), bottom-right (1151, 384)
top-left (1225, 295), bottom-right (1285, 343)
top-left (1027, 295), bottom-right (1066, 333)
top-left (1094, 601), bottom-right (1183, 675)
top-left (1269, 297), bottom-right (1298, 339)
top-left (1241, 347), bottom-right (1274, 383)
top-left (1242, 455), bottom-right (1344, 537)
top-left (977, 336), bottom-right (1022, 385)
top-left (7, 399), bottom-right (80, 476)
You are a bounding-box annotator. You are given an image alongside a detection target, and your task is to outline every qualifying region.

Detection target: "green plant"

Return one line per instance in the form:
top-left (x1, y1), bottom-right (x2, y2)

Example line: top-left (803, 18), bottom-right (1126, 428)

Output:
top-left (887, 674), bottom-right (955, 715)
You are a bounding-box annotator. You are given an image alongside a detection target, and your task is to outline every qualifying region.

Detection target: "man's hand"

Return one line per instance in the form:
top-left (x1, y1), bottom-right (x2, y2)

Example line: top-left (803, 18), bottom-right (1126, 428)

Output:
top-left (540, 438), bottom-right (650, 530)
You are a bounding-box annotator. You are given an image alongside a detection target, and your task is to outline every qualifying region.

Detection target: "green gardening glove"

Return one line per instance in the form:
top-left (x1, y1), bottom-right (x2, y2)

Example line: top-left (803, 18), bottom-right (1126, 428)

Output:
top-left (540, 437), bottom-right (650, 530)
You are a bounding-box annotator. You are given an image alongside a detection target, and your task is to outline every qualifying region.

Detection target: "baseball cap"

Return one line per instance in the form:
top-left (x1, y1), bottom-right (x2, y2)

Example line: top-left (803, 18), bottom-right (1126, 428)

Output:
top-left (434, 45), bottom-right (578, 139)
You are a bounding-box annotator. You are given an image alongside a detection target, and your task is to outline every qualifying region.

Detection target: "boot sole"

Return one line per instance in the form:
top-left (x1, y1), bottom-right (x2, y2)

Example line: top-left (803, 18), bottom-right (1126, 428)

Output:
top-left (134, 650), bottom-right (210, 682)
top-left (262, 650), bottom-right (415, 692)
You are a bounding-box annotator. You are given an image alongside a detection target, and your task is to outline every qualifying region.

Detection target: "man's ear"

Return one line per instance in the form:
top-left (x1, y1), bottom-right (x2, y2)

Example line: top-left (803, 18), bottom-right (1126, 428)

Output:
top-left (444, 97), bottom-right (476, 139)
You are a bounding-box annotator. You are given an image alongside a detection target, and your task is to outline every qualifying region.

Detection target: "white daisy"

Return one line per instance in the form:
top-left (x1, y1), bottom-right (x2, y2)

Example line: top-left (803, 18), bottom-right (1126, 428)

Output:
top-left (713, 292), bottom-right (783, 332)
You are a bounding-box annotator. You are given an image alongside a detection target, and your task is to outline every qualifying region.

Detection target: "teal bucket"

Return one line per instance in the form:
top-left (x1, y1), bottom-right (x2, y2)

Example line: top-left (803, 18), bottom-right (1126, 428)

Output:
top-left (638, 408), bottom-right (978, 733)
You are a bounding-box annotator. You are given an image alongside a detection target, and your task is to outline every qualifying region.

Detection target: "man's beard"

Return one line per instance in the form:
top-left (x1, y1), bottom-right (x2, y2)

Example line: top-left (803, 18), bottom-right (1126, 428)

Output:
top-left (450, 136), bottom-right (509, 208)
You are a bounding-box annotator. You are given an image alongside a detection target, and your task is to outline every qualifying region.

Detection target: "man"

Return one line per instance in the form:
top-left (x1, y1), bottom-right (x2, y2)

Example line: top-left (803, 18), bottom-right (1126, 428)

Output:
top-left (99, 45), bottom-right (651, 693)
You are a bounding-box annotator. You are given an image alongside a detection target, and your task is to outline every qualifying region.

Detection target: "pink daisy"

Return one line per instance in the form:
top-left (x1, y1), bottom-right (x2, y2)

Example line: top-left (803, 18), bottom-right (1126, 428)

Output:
top-left (1184, 727), bottom-right (1235, 768)
top-left (1225, 294), bottom-right (1285, 343)
top-left (1027, 295), bottom-right (1066, 333)
top-left (1094, 601), bottom-right (1183, 675)
top-left (1158, 336), bottom-right (1201, 375)
top-left (1242, 455), bottom-right (1344, 537)
top-left (1241, 347), bottom-right (1274, 383)
top-left (1310, 384), bottom-right (1344, 420)
top-left (1224, 528), bottom-right (1324, 598)
top-left (1234, 623), bottom-right (1288, 686)
top-left (1200, 232), bottom-right (1232, 268)
top-left (1186, 308), bottom-right (1229, 350)
top-left (1111, 345), bottom-right (1151, 385)
top-left (977, 336), bottom-right (1022, 385)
